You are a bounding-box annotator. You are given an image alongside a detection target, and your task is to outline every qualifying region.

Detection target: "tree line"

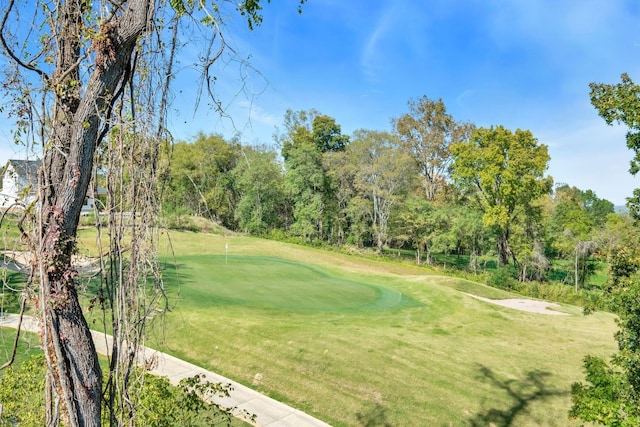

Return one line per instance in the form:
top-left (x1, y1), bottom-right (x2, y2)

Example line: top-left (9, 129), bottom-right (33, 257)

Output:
top-left (159, 95), bottom-right (622, 289)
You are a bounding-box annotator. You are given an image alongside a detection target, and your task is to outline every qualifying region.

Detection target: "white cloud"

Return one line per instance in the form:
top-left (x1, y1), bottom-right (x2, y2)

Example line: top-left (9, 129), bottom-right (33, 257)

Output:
top-left (358, 0), bottom-right (427, 83)
top-left (237, 100), bottom-right (280, 129)
top-left (360, 7), bottom-right (394, 82)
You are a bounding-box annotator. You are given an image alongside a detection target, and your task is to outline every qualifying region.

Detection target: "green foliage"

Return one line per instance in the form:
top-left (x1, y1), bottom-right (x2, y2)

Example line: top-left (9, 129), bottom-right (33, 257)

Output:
top-left (163, 212), bottom-right (225, 233)
top-left (0, 353), bottom-right (249, 426)
top-left (547, 185), bottom-right (614, 259)
top-left (348, 129), bottom-right (416, 252)
top-left (590, 73), bottom-right (640, 220)
top-left (488, 266), bottom-right (518, 290)
top-left (392, 194), bottom-right (434, 262)
top-left (160, 133), bottom-right (240, 228)
top-left (236, 0), bottom-right (306, 30)
top-left (571, 244), bottom-right (640, 425)
top-left (233, 147), bottom-right (286, 234)
top-left (570, 355), bottom-right (637, 426)
top-left (546, 195), bottom-right (596, 288)
top-left (323, 141), bottom-right (372, 245)
top-left (570, 73), bottom-right (640, 424)
top-left (169, 0), bottom-right (189, 16)
top-left (280, 110), bottom-right (349, 241)
top-left (512, 281), bottom-right (605, 309)
top-left (284, 139), bottom-right (326, 240)
top-left (134, 373), bottom-right (252, 426)
top-left (393, 95), bottom-right (475, 200)
top-left (0, 270), bottom-right (27, 314)
top-left (311, 114), bottom-right (349, 153)
top-left (590, 73), bottom-right (640, 176)
top-left (169, 0), bottom-right (306, 29)
top-left (0, 354), bottom-right (46, 426)
top-left (608, 247), bottom-right (640, 285)
top-left (344, 195), bottom-right (372, 246)
top-left (279, 109), bottom-right (348, 160)
top-left (582, 189), bottom-right (615, 227)
top-left (626, 188), bottom-right (640, 222)
top-left (164, 211), bottom-right (201, 232)
top-left (451, 126), bottom-right (552, 265)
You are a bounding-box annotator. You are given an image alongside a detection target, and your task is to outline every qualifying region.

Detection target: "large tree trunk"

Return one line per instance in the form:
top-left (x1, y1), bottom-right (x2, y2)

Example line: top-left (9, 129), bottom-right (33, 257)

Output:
top-left (497, 232), bottom-right (512, 266)
top-left (423, 173), bottom-right (437, 201)
top-left (38, 2), bottom-right (152, 425)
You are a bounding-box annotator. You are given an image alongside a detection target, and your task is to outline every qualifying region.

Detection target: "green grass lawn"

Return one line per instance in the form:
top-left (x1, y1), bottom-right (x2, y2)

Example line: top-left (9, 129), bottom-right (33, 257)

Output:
top-left (115, 232), bottom-right (619, 427)
top-left (0, 327), bottom-right (42, 368)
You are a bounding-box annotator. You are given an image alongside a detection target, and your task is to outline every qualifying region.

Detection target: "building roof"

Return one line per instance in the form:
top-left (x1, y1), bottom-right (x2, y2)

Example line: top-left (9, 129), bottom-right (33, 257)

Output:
top-left (6, 159), bottom-right (41, 179)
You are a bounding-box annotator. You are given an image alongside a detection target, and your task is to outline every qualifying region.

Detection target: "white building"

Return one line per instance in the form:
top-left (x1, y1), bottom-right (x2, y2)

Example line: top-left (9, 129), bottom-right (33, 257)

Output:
top-left (0, 159), bottom-right (39, 209)
top-left (0, 159), bottom-right (103, 212)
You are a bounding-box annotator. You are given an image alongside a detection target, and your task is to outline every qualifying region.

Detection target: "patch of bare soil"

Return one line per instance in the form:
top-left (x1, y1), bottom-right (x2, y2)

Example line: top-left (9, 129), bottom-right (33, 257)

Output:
top-left (466, 293), bottom-right (568, 315)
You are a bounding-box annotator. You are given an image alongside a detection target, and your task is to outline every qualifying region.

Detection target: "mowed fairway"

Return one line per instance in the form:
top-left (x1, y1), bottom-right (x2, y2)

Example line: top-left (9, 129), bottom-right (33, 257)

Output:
top-left (117, 232), bottom-right (617, 426)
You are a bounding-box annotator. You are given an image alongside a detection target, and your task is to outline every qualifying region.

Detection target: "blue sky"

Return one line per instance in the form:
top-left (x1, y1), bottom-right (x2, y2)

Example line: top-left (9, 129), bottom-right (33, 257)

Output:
top-left (1, 1), bottom-right (640, 205)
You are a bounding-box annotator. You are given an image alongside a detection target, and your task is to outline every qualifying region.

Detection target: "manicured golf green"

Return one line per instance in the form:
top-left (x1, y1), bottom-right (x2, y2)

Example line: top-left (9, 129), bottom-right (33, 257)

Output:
top-left (129, 232), bottom-right (619, 427)
top-left (164, 255), bottom-right (420, 312)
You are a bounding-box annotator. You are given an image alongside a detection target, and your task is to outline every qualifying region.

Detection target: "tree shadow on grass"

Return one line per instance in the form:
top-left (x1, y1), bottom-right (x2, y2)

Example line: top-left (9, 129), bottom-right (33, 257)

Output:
top-left (356, 403), bottom-right (393, 427)
top-left (468, 365), bottom-right (568, 427)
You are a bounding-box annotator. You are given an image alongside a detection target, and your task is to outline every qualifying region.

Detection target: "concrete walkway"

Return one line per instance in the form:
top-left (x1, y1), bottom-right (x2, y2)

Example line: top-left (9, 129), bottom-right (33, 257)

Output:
top-left (0, 314), bottom-right (331, 427)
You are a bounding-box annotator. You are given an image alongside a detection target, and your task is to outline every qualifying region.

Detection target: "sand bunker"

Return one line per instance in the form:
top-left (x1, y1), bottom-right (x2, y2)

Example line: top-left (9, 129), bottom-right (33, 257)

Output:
top-left (467, 293), bottom-right (568, 315)
top-left (1, 250), bottom-right (99, 275)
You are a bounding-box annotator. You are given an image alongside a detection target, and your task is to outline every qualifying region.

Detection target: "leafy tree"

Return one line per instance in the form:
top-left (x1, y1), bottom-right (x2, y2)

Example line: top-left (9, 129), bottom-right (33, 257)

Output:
top-left (348, 130), bottom-right (415, 253)
top-left (548, 194), bottom-right (595, 289)
top-left (451, 126), bottom-right (553, 266)
top-left (324, 148), bottom-right (358, 244)
top-left (582, 189), bottom-right (615, 228)
top-left (280, 109), bottom-right (349, 159)
top-left (345, 195), bottom-right (372, 247)
top-left (0, 1), bottom-right (303, 425)
top-left (284, 137), bottom-right (327, 240)
top-left (393, 96), bottom-right (475, 200)
top-left (429, 207), bottom-right (458, 261)
top-left (590, 73), bottom-right (640, 219)
top-left (133, 373), bottom-right (254, 426)
top-left (520, 241), bottom-right (550, 282)
top-left (570, 73), bottom-right (640, 425)
top-left (505, 195), bottom-right (549, 282)
top-left (312, 114), bottom-right (350, 153)
top-left (233, 146), bottom-right (287, 234)
top-left (161, 133), bottom-right (240, 226)
top-left (393, 194), bottom-right (434, 264)
top-left (597, 213), bottom-right (637, 256)
top-left (570, 246), bottom-right (640, 426)
top-left (590, 73), bottom-right (640, 174)
top-left (545, 185), bottom-right (612, 289)
top-left (449, 204), bottom-right (488, 273)
top-left (280, 110), bottom-right (348, 241)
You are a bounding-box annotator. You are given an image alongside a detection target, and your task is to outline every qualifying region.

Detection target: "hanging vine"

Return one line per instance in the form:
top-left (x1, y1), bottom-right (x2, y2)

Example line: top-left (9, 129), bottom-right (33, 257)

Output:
top-left (0, 1), bottom-right (304, 425)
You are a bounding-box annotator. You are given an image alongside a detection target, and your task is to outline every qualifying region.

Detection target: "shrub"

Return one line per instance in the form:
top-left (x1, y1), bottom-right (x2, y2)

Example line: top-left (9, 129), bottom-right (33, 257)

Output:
top-left (488, 266), bottom-right (518, 290)
top-left (0, 354), bottom-right (46, 425)
top-left (0, 354), bottom-right (253, 426)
